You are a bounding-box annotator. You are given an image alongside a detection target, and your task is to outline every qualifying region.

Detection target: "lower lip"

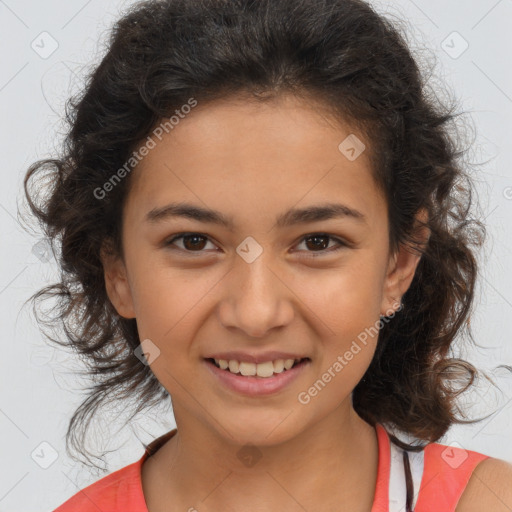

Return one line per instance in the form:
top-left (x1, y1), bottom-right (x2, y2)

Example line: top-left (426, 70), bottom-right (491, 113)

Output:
top-left (204, 358), bottom-right (310, 396)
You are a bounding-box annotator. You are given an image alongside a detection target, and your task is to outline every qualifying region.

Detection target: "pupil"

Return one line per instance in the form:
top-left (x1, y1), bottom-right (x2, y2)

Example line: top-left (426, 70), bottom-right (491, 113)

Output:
top-left (307, 235), bottom-right (328, 250)
top-left (184, 235), bottom-right (206, 250)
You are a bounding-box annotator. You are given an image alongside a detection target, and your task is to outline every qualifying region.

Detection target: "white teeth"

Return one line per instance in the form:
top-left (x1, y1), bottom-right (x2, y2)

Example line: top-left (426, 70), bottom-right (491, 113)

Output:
top-left (239, 362), bottom-right (256, 376)
top-left (284, 358), bottom-right (295, 370)
top-left (273, 359), bottom-right (285, 373)
top-left (256, 361), bottom-right (274, 378)
top-left (213, 357), bottom-right (304, 378)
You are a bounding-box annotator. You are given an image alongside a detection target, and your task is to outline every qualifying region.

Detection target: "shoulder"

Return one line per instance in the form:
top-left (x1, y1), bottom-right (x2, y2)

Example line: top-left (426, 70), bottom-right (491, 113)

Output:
top-left (455, 457), bottom-right (512, 511)
top-left (410, 436), bottom-right (509, 511)
top-left (53, 459), bottom-right (145, 512)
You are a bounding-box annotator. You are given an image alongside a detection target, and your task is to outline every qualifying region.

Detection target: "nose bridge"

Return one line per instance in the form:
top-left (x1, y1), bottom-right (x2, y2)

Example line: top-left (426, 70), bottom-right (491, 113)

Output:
top-left (237, 251), bottom-right (279, 300)
top-left (219, 247), bottom-right (293, 337)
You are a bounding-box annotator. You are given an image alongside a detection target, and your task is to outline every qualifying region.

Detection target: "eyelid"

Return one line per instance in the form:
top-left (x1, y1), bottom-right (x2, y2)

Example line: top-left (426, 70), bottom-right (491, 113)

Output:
top-left (165, 232), bottom-right (220, 253)
top-left (164, 232), bottom-right (350, 256)
top-left (294, 233), bottom-right (349, 255)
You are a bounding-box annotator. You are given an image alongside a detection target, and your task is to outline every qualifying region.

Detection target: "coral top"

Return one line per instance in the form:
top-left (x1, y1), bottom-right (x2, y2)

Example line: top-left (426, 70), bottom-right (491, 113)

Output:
top-left (53, 423), bottom-right (489, 511)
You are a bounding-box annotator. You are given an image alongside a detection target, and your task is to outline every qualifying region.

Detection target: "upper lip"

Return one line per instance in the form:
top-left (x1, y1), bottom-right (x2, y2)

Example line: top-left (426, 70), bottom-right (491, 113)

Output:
top-left (204, 351), bottom-right (309, 364)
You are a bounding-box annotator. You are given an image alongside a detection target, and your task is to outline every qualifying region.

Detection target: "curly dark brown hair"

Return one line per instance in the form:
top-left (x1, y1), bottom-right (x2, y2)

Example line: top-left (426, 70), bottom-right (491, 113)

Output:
top-left (22, 0), bottom-right (502, 468)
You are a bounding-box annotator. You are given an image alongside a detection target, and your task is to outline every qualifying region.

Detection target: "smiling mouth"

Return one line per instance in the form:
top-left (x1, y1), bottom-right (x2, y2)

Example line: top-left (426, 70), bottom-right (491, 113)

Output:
top-left (205, 357), bottom-right (310, 378)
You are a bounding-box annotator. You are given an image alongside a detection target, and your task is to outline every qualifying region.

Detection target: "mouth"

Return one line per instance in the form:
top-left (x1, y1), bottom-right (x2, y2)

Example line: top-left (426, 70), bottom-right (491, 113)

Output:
top-left (205, 357), bottom-right (311, 377)
top-left (203, 357), bottom-right (311, 396)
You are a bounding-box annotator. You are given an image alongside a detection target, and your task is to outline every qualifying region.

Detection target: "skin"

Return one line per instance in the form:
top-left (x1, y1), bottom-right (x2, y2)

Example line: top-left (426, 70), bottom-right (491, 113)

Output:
top-left (101, 93), bottom-right (430, 511)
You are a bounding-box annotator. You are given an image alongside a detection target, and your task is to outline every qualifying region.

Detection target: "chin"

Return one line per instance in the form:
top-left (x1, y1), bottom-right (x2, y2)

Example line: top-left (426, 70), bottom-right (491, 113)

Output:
top-left (213, 413), bottom-right (306, 448)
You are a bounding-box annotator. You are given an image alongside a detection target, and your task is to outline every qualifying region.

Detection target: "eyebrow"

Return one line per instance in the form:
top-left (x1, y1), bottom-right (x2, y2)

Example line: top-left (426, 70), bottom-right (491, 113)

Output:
top-left (145, 201), bottom-right (367, 228)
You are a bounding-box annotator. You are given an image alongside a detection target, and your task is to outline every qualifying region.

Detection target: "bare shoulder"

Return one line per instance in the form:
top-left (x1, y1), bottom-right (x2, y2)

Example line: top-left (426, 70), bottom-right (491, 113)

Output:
top-left (455, 457), bottom-right (512, 511)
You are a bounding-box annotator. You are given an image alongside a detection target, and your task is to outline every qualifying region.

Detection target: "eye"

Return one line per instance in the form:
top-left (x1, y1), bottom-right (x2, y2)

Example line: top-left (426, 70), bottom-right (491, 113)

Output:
top-left (294, 233), bottom-right (348, 256)
top-left (164, 232), bottom-right (348, 256)
top-left (165, 233), bottom-right (218, 253)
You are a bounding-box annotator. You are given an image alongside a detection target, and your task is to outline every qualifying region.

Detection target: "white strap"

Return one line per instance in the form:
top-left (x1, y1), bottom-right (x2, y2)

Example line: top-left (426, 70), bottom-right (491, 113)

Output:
top-left (408, 449), bottom-right (425, 510)
top-left (389, 442), bottom-right (425, 511)
top-left (389, 441), bottom-right (407, 511)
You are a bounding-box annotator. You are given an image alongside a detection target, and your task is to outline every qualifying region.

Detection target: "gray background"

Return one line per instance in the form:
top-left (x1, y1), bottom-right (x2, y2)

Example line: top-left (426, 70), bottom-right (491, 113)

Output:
top-left (1, 0), bottom-right (511, 510)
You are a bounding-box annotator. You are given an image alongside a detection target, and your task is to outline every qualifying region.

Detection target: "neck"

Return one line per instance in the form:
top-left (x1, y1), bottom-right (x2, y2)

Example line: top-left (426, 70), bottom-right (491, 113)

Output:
top-left (142, 403), bottom-right (379, 512)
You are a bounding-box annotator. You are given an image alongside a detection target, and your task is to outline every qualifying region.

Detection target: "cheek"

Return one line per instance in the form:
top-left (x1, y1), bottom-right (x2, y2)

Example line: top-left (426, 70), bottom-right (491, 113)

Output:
top-left (298, 263), bottom-right (383, 332)
top-left (128, 257), bottom-right (218, 343)
top-left (293, 263), bottom-right (383, 379)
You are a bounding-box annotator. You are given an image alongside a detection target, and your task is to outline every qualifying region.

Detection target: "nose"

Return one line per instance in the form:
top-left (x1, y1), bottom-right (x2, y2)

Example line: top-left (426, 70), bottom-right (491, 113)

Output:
top-left (217, 255), bottom-right (294, 338)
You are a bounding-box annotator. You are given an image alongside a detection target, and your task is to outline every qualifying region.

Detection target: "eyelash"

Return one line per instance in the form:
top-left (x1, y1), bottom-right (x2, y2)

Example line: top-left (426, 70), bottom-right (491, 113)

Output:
top-left (164, 232), bottom-right (349, 257)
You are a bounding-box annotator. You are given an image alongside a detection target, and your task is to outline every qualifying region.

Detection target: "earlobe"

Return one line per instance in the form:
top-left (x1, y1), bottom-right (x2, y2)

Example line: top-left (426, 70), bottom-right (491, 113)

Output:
top-left (381, 245), bottom-right (421, 314)
top-left (100, 244), bottom-right (136, 319)
top-left (380, 208), bottom-right (430, 316)
top-left (380, 252), bottom-right (405, 317)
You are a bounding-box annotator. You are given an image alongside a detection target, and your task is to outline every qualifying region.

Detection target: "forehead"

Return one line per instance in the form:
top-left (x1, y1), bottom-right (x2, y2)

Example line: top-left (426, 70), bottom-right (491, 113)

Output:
top-left (126, 94), bottom-right (385, 225)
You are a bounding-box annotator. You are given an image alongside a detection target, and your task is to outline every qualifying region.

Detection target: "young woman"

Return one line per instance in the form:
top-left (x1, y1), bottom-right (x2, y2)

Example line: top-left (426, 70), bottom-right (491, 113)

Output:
top-left (23, 0), bottom-right (512, 510)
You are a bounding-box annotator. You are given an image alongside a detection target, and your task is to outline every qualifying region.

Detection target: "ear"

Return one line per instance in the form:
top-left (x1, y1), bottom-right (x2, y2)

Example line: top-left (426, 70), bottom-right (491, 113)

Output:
top-left (380, 208), bottom-right (430, 316)
top-left (100, 242), bottom-right (136, 319)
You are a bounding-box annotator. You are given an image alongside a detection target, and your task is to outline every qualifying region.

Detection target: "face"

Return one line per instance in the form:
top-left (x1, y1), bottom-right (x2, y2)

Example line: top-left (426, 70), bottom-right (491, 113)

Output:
top-left (102, 94), bottom-right (423, 447)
